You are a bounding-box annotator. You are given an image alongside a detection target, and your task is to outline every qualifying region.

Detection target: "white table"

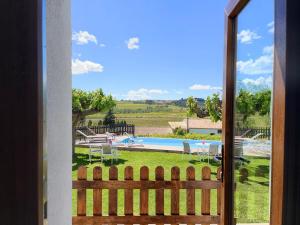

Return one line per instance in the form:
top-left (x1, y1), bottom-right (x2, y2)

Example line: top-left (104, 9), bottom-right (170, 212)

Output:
top-left (195, 142), bottom-right (210, 162)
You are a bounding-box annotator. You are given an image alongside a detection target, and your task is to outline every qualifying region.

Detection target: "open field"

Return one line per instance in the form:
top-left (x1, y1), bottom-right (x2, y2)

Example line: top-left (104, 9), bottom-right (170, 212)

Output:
top-left (87, 101), bottom-right (189, 127)
top-left (86, 101), bottom-right (270, 129)
top-left (73, 148), bottom-right (270, 223)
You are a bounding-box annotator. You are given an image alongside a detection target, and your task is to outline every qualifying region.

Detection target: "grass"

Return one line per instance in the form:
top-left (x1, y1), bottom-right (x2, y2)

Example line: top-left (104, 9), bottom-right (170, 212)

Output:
top-left (72, 147), bottom-right (270, 223)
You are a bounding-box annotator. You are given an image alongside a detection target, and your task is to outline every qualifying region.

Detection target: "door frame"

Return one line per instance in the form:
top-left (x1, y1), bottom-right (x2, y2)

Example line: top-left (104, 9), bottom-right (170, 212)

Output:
top-left (222, 0), bottom-right (284, 225)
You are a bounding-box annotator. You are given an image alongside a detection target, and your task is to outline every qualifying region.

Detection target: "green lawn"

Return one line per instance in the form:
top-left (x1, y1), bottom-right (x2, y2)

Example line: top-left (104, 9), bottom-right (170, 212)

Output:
top-left (73, 148), bottom-right (270, 223)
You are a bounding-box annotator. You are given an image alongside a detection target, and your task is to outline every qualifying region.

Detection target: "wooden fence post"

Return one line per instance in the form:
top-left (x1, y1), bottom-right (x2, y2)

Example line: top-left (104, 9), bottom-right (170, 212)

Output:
top-left (124, 166), bottom-right (134, 216)
top-left (93, 167), bottom-right (102, 216)
top-left (109, 166), bottom-right (118, 216)
top-left (77, 166), bottom-right (87, 216)
top-left (202, 166), bottom-right (211, 225)
top-left (140, 166), bottom-right (149, 216)
top-left (155, 166), bottom-right (164, 216)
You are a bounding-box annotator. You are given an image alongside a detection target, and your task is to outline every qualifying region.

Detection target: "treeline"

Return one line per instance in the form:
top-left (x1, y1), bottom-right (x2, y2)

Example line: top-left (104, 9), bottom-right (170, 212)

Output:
top-left (173, 98), bottom-right (205, 108)
top-left (186, 89), bottom-right (271, 127)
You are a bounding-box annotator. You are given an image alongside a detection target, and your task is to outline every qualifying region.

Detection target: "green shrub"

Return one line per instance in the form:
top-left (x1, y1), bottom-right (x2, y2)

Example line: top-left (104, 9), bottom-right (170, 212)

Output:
top-left (173, 127), bottom-right (186, 136)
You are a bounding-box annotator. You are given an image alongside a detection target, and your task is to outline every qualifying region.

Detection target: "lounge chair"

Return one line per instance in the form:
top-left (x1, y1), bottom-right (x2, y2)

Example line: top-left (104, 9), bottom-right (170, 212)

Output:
top-left (89, 143), bottom-right (118, 164)
top-left (86, 127), bottom-right (115, 139)
top-left (105, 131), bottom-right (116, 140)
top-left (240, 133), bottom-right (263, 141)
top-left (76, 130), bottom-right (108, 143)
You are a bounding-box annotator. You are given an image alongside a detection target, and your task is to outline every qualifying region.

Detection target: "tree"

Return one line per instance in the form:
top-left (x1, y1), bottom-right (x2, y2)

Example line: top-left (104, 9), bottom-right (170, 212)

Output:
top-left (236, 89), bottom-right (255, 124)
top-left (103, 109), bottom-right (116, 126)
top-left (186, 97), bottom-right (198, 131)
top-left (253, 90), bottom-right (271, 116)
top-left (205, 93), bottom-right (222, 122)
top-left (186, 96), bottom-right (198, 117)
top-left (72, 88), bottom-right (116, 154)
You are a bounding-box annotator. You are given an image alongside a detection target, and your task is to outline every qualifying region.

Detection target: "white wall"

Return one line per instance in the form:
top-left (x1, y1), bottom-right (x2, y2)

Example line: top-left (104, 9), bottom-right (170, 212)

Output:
top-left (46, 0), bottom-right (72, 224)
top-left (189, 128), bottom-right (221, 135)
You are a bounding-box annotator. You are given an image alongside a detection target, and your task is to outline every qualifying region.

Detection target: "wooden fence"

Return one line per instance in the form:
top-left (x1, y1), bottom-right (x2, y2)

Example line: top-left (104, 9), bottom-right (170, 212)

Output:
top-left (235, 127), bottom-right (271, 140)
top-left (73, 166), bottom-right (222, 225)
top-left (76, 124), bottom-right (135, 137)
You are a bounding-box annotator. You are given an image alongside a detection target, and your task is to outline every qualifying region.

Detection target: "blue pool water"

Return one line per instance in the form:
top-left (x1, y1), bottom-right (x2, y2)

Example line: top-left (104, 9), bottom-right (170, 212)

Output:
top-left (121, 137), bottom-right (221, 149)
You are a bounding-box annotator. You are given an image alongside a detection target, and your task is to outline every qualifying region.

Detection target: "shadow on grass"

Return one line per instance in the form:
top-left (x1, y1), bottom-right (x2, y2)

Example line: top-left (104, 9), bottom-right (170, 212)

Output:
top-left (255, 165), bottom-right (270, 178)
top-left (72, 153), bottom-right (127, 170)
top-left (188, 158), bottom-right (220, 167)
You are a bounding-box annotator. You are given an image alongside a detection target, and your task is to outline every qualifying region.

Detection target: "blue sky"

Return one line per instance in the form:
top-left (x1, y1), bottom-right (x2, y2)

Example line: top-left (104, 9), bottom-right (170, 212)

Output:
top-left (72, 0), bottom-right (273, 100)
top-left (236, 0), bottom-right (274, 93)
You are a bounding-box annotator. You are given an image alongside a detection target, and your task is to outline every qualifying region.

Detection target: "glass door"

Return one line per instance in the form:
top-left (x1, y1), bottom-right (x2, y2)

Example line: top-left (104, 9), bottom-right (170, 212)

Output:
top-left (232, 0), bottom-right (274, 224)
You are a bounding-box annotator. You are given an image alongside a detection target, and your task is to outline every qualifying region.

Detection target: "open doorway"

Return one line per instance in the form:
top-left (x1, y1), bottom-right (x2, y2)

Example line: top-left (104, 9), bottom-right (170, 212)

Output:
top-left (71, 0), bottom-right (225, 223)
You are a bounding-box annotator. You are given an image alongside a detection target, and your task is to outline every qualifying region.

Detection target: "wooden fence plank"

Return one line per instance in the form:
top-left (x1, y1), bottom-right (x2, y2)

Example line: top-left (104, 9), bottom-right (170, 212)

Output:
top-left (93, 167), bottom-right (102, 216)
top-left (77, 166), bottom-right (87, 216)
top-left (124, 166), bottom-right (134, 215)
top-left (186, 167), bottom-right (195, 216)
top-left (217, 167), bottom-right (222, 216)
top-left (202, 166), bottom-right (211, 225)
top-left (109, 166), bottom-right (118, 216)
top-left (155, 166), bottom-right (164, 216)
top-left (171, 167), bottom-right (180, 215)
top-left (140, 166), bottom-right (149, 215)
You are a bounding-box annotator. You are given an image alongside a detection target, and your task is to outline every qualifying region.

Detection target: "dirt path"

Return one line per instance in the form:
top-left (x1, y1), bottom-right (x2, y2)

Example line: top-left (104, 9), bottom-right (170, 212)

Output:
top-left (135, 127), bottom-right (172, 135)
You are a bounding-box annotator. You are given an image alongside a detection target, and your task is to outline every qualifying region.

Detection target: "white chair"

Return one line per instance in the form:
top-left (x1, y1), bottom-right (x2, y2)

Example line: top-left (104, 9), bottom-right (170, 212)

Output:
top-left (182, 142), bottom-right (192, 159)
top-left (89, 143), bottom-right (118, 164)
top-left (208, 144), bottom-right (219, 164)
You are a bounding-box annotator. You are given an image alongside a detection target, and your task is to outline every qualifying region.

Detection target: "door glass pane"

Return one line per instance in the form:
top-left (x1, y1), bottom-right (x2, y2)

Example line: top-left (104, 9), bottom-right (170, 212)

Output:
top-left (234, 1), bottom-right (274, 224)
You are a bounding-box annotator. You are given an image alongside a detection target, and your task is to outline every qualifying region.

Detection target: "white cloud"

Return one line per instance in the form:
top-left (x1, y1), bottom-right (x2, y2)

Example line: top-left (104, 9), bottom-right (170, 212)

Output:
top-left (72, 31), bottom-right (98, 45)
top-left (237, 29), bottom-right (261, 44)
top-left (72, 59), bottom-right (104, 75)
top-left (189, 84), bottom-right (222, 91)
top-left (237, 45), bottom-right (274, 75)
top-left (242, 76), bottom-right (272, 88)
top-left (267, 21), bottom-right (274, 34)
top-left (126, 37), bottom-right (140, 50)
top-left (99, 43), bottom-right (106, 47)
top-left (125, 88), bottom-right (168, 100)
top-left (263, 45), bottom-right (274, 55)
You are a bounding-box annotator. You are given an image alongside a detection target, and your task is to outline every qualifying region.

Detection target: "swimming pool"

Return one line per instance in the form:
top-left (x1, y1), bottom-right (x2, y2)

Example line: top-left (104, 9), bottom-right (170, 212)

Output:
top-left (121, 137), bottom-right (221, 149)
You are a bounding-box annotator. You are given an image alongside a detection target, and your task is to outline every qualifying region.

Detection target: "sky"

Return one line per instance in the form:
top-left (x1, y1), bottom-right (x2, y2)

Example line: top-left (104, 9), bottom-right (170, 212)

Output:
top-left (236, 0), bottom-right (274, 94)
top-left (72, 0), bottom-right (274, 100)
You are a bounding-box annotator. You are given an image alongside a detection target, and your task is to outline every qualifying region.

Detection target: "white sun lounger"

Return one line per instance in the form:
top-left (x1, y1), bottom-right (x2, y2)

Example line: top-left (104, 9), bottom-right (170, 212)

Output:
top-left (76, 130), bottom-right (108, 143)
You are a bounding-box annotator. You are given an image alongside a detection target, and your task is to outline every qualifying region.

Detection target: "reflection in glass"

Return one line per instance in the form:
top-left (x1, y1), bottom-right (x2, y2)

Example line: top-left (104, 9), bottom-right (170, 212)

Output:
top-left (233, 0), bottom-right (274, 224)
